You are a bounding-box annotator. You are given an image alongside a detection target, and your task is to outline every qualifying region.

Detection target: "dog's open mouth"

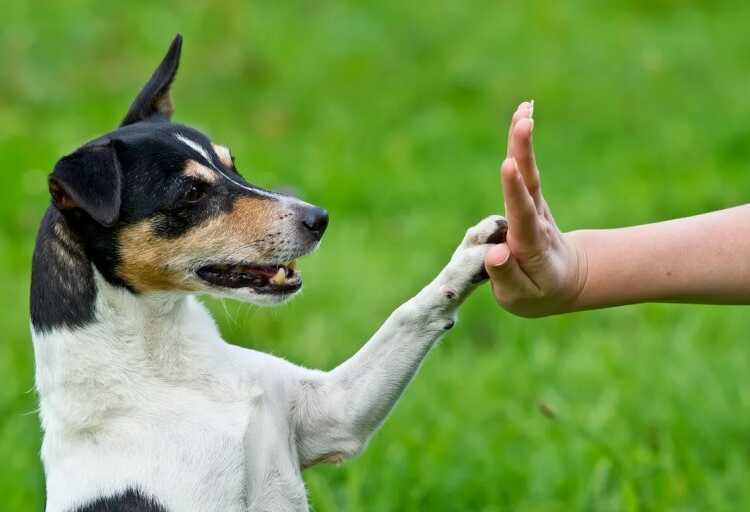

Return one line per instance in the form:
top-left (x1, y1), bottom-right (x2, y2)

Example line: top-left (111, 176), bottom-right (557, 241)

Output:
top-left (196, 261), bottom-right (301, 294)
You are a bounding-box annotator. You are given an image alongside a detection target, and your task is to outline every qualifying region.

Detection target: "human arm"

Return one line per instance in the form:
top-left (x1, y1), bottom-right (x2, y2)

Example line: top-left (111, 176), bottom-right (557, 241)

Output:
top-left (485, 101), bottom-right (750, 316)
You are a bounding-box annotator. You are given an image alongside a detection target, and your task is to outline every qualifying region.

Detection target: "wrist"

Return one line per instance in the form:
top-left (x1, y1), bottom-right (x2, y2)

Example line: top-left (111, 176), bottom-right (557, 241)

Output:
top-left (560, 230), bottom-right (591, 313)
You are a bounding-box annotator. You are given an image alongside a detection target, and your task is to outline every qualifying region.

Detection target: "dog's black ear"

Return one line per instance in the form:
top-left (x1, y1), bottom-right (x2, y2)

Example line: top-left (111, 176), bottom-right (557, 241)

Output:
top-left (49, 141), bottom-right (122, 227)
top-left (120, 34), bottom-right (182, 127)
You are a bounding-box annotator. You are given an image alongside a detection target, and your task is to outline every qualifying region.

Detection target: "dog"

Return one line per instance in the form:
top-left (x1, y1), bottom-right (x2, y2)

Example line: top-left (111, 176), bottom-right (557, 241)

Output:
top-left (29, 34), bottom-right (507, 512)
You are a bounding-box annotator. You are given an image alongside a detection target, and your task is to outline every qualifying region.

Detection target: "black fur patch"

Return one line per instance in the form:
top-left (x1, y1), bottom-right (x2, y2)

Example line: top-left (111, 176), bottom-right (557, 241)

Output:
top-left (30, 208), bottom-right (97, 333)
top-left (71, 488), bottom-right (168, 512)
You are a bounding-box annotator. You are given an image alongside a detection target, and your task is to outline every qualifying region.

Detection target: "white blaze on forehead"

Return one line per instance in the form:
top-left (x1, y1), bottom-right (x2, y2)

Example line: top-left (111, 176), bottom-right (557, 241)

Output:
top-left (175, 133), bottom-right (211, 162)
top-left (174, 133), bottom-right (280, 200)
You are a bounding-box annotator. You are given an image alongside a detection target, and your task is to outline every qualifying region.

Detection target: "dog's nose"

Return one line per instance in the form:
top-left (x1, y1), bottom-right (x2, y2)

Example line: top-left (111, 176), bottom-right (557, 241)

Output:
top-left (301, 206), bottom-right (329, 241)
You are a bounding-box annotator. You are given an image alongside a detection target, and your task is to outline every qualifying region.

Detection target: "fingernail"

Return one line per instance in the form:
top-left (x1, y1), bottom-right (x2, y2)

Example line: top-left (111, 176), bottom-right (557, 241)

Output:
top-left (528, 118), bottom-right (534, 133)
top-left (529, 99), bottom-right (535, 118)
top-left (488, 244), bottom-right (511, 267)
top-left (492, 251), bottom-right (511, 267)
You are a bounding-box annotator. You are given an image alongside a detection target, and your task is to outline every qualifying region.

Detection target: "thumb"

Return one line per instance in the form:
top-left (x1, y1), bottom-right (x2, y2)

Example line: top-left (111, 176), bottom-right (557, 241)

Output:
top-left (484, 243), bottom-right (538, 298)
top-left (485, 243), bottom-right (511, 268)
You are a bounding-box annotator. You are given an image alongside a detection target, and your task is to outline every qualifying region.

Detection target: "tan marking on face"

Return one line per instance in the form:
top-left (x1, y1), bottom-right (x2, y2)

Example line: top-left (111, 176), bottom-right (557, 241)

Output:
top-left (117, 196), bottom-right (278, 292)
top-left (183, 159), bottom-right (218, 183)
top-left (212, 144), bottom-right (233, 168)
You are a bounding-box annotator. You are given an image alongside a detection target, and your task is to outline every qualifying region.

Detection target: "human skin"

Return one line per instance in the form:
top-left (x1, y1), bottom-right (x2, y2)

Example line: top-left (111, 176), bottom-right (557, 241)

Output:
top-left (484, 101), bottom-right (750, 317)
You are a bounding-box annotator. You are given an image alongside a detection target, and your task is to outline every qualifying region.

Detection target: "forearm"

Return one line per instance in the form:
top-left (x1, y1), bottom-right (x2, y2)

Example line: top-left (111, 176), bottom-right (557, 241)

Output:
top-left (294, 216), bottom-right (503, 466)
top-left (568, 204), bottom-right (750, 309)
top-left (327, 292), bottom-right (453, 431)
top-left (295, 274), bottom-right (466, 465)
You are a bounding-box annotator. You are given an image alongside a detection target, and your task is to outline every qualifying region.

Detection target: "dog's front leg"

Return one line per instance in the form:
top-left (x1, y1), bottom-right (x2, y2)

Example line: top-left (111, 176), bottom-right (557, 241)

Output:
top-left (294, 215), bottom-right (507, 467)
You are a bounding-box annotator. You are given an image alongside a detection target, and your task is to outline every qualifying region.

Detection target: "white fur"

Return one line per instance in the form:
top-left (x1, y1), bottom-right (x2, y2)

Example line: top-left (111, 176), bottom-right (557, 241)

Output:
top-left (32, 215), bottom-right (504, 512)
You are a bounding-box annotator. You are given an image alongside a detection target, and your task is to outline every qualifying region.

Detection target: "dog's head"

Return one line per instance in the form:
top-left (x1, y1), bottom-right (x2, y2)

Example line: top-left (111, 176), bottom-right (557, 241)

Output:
top-left (48, 35), bottom-right (328, 305)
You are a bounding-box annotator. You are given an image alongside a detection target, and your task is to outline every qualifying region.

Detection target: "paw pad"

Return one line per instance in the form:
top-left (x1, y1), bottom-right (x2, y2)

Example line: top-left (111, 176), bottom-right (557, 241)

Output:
top-left (463, 215), bottom-right (507, 247)
top-left (485, 219), bottom-right (508, 244)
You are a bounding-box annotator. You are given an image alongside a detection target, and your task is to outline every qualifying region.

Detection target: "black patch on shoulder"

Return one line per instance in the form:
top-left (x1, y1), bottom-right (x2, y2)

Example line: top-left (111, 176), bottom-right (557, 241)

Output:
top-left (71, 488), bottom-right (168, 512)
top-left (30, 207), bottom-right (97, 333)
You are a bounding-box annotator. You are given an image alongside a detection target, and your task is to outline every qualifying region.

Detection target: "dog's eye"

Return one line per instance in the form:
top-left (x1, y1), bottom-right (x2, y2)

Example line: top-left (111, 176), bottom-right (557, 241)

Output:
top-left (183, 181), bottom-right (210, 203)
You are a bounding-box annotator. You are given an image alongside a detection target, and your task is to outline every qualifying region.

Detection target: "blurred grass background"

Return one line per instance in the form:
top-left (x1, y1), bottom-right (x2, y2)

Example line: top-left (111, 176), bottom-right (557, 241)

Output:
top-left (2, 1), bottom-right (750, 510)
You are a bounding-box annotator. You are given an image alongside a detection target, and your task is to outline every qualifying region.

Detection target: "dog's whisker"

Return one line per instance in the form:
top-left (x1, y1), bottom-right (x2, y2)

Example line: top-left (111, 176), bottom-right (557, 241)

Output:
top-left (220, 298), bottom-right (237, 327)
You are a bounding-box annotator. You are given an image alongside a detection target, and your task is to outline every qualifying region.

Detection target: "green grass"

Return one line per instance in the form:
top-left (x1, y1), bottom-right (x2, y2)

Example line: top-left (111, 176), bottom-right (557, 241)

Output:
top-left (2, 1), bottom-right (750, 510)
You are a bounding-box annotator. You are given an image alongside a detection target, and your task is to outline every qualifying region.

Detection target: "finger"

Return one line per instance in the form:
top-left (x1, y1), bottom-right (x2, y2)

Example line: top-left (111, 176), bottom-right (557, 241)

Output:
top-left (506, 102), bottom-right (532, 157)
top-left (485, 241), bottom-right (511, 267)
top-left (506, 101), bottom-right (533, 158)
top-left (511, 117), bottom-right (543, 207)
top-left (501, 158), bottom-right (542, 250)
top-left (484, 244), bottom-right (540, 302)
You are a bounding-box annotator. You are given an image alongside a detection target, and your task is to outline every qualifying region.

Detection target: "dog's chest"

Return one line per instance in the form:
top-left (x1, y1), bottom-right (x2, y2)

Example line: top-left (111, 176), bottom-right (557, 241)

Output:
top-left (36, 310), bottom-right (310, 511)
top-left (44, 387), bottom-right (254, 511)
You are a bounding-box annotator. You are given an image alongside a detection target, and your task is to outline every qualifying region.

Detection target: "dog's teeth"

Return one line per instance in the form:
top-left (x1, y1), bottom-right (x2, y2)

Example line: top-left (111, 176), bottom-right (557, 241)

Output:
top-left (270, 267), bottom-right (286, 285)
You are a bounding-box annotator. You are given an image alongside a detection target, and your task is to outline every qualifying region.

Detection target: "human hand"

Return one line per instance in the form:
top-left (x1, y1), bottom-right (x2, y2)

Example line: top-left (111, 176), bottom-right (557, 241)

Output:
top-left (484, 102), bottom-right (587, 317)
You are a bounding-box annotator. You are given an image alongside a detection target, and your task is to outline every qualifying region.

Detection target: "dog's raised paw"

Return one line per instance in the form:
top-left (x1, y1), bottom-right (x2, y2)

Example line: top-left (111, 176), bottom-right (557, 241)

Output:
top-left (470, 216), bottom-right (507, 282)
top-left (460, 215), bottom-right (507, 249)
top-left (485, 218), bottom-right (508, 244)
top-left (445, 215), bottom-right (507, 290)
